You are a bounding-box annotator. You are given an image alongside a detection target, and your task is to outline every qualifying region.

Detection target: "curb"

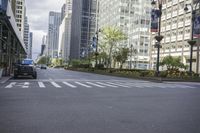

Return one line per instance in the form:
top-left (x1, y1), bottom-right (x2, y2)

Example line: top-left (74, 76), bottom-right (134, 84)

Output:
top-left (66, 69), bottom-right (200, 83)
top-left (0, 76), bottom-right (12, 84)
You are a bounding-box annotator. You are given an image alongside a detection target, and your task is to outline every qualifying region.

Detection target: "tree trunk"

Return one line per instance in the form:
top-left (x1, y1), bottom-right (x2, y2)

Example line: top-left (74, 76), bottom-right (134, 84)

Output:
top-left (108, 43), bottom-right (114, 69)
top-left (120, 64), bottom-right (123, 69)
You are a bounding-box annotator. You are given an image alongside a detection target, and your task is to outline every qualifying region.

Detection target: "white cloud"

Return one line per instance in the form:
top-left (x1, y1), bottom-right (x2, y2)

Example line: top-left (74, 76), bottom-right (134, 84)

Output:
top-left (26, 0), bottom-right (65, 60)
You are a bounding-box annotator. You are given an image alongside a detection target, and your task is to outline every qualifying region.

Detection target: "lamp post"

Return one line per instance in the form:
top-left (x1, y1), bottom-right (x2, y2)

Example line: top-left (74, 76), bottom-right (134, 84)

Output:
top-left (184, 2), bottom-right (200, 74)
top-left (95, 0), bottom-right (100, 67)
top-left (151, 0), bottom-right (164, 76)
top-left (130, 44), bottom-right (133, 69)
top-left (94, 31), bottom-right (98, 67)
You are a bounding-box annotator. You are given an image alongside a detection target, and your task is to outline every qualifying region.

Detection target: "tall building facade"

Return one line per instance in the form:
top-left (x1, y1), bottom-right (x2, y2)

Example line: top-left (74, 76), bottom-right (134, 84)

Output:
top-left (150, 0), bottom-right (200, 73)
top-left (12, 0), bottom-right (32, 59)
top-left (28, 32), bottom-right (33, 59)
top-left (47, 11), bottom-right (61, 58)
top-left (70, 0), bottom-right (97, 59)
top-left (0, 0), bottom-right (26, 76)
top-left (40, 35), bottom-right (47, 56)
top-left (58, 0), bottom-right (72, 62)
top-left (12, 0), bottom-right (26, 39)
top-left (66, 0), bottom-right (72, 14)
top-left (61, 4), bottom-right (66, 21)
top-left (58, 14), bottom-right (72, 61)
top-left (98, 0), bottom-right (151, 69)
top-left (23, 16), bottom-right (29, 54)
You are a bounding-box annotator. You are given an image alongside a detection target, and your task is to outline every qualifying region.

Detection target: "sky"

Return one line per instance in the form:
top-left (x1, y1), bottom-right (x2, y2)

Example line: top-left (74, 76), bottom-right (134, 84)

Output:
top-left (26, 0), bottom-right (65, 60)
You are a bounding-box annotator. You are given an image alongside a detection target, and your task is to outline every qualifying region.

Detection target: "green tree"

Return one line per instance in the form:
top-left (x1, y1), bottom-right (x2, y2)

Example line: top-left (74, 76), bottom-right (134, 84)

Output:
top-left (160, 56), bottom-right (187, 70)
top-left (98, 52), bottom-right (108, 66)
top-left (51, 58), bottom-right (64, 66)
top-left (101, 26), bottom-right (127, 68)
top-left (37, 56), bottom-right (50, 65)
top-left (113, 48), bottom-right (130, 69)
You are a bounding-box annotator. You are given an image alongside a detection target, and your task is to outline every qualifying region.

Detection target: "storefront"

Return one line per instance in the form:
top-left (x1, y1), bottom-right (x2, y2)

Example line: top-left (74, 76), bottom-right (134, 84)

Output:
top-left (0, 0), bottom-right (26, 76)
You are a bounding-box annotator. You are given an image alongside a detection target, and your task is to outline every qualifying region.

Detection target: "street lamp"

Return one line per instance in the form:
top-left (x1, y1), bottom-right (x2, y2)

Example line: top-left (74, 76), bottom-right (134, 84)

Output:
top-left (151, 0), bottom-right (164, 76)
top-left (130, 44), bottom-right (133, 69)
top-left (94, 29), bottom-right (101, 67)
top-left (184, 2), bottom-right (200, 74)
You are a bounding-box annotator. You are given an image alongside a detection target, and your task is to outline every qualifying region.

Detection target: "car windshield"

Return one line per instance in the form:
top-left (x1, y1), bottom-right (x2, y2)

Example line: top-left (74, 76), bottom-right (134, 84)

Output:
top-left (21, 59), bottom-right (34, 65)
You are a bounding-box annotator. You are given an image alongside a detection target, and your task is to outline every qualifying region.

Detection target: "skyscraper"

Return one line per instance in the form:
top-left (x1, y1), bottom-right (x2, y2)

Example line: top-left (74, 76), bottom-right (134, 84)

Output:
top-left (61, 4), bottom-right (66, 21)
top-left (98, 0), bottom-right (151, 69)
top-left (47, 11), bottom-right (61, 58)
top-left (58, 0), bottom-right (72, 61)
top-left (66, 0), bottom-right (72, 14)
top-left (23, 16), bottom-right (29, 54)
top-left (28, 32), bottom-right (33, 59)
top-left (40, 35), bottom-right (47, 56)
top-left (12, 0), bottom-right (26, 39)
top-left (70, 0), bottom-right (97, 59)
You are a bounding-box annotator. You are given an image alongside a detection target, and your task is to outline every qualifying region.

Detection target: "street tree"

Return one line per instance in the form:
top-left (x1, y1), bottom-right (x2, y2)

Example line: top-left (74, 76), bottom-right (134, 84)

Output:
top-left (98, 52), bottom-right (108, 66)
top-left (113, 48), bottom-right (130, 69)
top-left (51, 58), bottom-right (64, 67)
top-left (37, 56), bottom-right (50, 65)
top-left (101, 26), bottom-right (127, 68)
top-left (160, 56), bottom-right (188, 70)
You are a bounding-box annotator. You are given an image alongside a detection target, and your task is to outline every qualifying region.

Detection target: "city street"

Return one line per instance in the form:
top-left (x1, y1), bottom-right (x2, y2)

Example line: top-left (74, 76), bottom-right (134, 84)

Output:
top-left (0, 68), bottom-right (200, 133)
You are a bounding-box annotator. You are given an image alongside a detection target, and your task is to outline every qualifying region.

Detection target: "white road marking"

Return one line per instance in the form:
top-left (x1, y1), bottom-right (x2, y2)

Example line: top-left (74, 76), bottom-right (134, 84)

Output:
top-left (75, 82), bottom-right (92, 88)
top-left (24, 82), bottom-right (30, 86)
top-left (5, 82), bottom-right (16, 88)
top-left (122, 83), bottom-right (142, 88)
top-left (96, 82), bottom-right (118, 88)
top-left (86, 82), bottom-right (105, 88)
top-left (62, 82), bottom-right (77, 88)
top-left (106, 82), bottom-right (130, 88)
top-left (38, 82), bottom-right (46, 88)
top-left (51, 82), bottom-right (61, 88)
top-left (176, 85), bottom-right (195, 89)
top-left (22, 82), bottom-right (30, 88)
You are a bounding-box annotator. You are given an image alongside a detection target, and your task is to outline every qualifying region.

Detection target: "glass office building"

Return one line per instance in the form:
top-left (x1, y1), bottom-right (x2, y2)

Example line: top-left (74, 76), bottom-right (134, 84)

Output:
top-left (98, 0), bottom-right (151, 69)
top-left (70, 0), bottom-right (97, 59)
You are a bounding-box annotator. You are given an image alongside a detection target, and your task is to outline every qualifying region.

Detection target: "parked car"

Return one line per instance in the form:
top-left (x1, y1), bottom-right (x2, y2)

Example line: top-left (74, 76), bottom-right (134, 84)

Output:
top-left (40, 64), bottom-right (47, 69)
top-left (14, 59), bottom-right (37, 79)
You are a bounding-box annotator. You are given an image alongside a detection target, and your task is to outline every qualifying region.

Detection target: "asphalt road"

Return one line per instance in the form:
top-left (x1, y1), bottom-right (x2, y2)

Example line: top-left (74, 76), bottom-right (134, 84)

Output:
top-left (0, 68), bottom-right (200, 133)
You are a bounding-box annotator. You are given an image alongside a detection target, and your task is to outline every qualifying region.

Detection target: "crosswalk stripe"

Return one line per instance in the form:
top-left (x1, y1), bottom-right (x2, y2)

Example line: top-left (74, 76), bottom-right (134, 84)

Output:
top-left (63, 82), bottom-right (77, 88)
top-left (86, 82), bottom-right (105, 88)
top-left (96, 82), bottom-right (118, 88)
top-left (5, 82), bottom-right (16, 88)
top-left (22, 82), bottom-right (30, 88)
top-left (24, 82), bottom-right (29, 85)
top-left (106, 82), bottom-right (130, 88)
top-left (38, 82), bottom-right (46, 88)
top-left (51, 82), bottom-right (61, 88)
top-left (176, 85), bottom-right (195, 89)
top-left (124, 83), bottom-right (145, 87)
top-left (75, 82), bottom-right (92, 88)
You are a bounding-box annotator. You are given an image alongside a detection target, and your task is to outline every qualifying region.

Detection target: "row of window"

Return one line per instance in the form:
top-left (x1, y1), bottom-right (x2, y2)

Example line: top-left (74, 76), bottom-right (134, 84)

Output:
top-left (163, 27), bottom-right (190, 37)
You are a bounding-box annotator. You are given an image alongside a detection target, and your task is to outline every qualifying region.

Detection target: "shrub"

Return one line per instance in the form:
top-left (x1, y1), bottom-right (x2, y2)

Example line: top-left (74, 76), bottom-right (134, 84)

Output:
top-left (71, 59), bottom-right (91, 68)
top-left (71, 60), bottom-right (81, 68)
top-left (160, 71), bottom-right (168, 77)
top-left (95, 64), bottom-right (104, 69)
top-left (139, 71), bottom-right (150, 77)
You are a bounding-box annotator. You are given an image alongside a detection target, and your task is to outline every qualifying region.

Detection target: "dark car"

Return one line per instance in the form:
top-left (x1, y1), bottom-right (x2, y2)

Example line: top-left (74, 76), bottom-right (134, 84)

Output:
top-left (40, 64), bottom-right (47, 69)
top-left (14, 59), bottom-right (37, 79)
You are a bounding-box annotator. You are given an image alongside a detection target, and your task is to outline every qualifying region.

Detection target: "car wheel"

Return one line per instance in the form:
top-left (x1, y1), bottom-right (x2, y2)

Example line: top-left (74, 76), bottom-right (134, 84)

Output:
top-left (33, 72), bottom-right (37, 79)
top-left (14, 74), bottom-right (18, 79)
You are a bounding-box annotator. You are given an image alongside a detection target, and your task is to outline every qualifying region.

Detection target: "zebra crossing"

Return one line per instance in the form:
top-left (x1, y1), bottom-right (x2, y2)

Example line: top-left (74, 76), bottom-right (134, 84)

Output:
top-left (3, 80), bottom-right (197, 89)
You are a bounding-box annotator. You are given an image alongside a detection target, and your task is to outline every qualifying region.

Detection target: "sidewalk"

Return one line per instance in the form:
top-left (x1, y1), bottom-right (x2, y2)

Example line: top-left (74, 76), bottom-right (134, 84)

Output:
top-left (0, 76), bottom-right (12, 84)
